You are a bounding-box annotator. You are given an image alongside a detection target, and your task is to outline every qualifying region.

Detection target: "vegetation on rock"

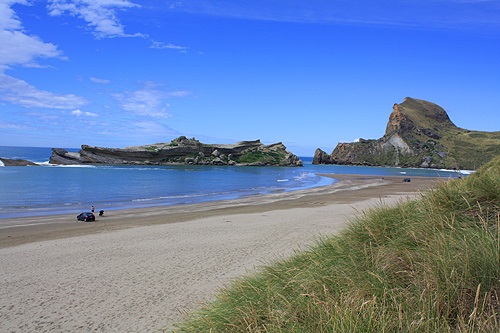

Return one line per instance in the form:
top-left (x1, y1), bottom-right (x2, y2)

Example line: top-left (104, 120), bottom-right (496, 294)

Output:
top-left (314, 97), bottom-right (500, 170)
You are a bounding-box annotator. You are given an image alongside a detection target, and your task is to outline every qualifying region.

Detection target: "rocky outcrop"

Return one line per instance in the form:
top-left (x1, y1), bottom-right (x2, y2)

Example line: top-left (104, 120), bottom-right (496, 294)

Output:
top-left (313, 148), bottom-right (336, 164)
top-left (0, 157), bottom-right (38, 166)
top-left (313, 97), bottom-right (500, 170)
top-left (50, 136), bottom-right (303, 167)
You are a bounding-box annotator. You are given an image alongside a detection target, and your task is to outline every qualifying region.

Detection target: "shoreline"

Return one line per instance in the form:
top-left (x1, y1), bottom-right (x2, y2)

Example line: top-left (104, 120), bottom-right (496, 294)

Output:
top-left (0, 174), bottom-right (443, 332)
top-left (0, 174), bottom-right (441, 249)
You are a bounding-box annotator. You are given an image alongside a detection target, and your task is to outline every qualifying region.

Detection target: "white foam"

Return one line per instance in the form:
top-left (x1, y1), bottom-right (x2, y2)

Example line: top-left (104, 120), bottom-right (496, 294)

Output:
top-left (46, 164), bottom-right (96, 168)
top-left (0, 160), bottom-right (4, 167)
top-left (437, 168), bottom-right (475, 175)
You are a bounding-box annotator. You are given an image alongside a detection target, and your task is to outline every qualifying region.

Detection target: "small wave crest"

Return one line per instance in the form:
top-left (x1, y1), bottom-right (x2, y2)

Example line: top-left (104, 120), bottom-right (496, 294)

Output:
top-left (131, 192), bottom-right (225, 202)
top-left (45, 163), bottom-right (97, 168)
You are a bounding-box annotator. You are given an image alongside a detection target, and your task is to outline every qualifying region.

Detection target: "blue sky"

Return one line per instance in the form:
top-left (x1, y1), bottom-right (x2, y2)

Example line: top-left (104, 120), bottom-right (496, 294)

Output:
top-left (1, 0), bottom-right (499, 156)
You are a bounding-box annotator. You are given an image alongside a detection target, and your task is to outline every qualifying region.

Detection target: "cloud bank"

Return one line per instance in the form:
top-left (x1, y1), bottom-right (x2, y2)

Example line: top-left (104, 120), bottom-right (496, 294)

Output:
top-left (47, 0), bottom-right (143, 38)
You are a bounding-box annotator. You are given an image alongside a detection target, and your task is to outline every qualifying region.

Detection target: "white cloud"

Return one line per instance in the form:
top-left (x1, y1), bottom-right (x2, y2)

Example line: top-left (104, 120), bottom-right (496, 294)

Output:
top-left (112, 81), bottom-right (190, 118)
top-left (150, 40), bottom-right (188, 52)
top-left (168, 0), bottom-right (500, 31)
top-left (0, 0), bottom-right (25, 30)
top-left (0, 2), bottom-right (90, 111)
top-left (0, 73), bottom-right (90, 109)
top-left (89, 76), bottom-right (111, 84)
top-left (134, 120), bottom-right (173, 135)
top-left (47, 0), bottom-right (144, 38)
top-left (0, 120), bottom-right (28, 130)
top-left (23, 111), bottom-right (59, 120)
top-left (0, 0), bottom-right (64, 70)
top-left (71, 109), bottom-right (99, 117)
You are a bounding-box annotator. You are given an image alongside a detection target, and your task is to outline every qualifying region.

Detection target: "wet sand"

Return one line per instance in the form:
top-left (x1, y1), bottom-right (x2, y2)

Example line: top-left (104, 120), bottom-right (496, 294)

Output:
top-left (0, 174), bottom-right (443, 332)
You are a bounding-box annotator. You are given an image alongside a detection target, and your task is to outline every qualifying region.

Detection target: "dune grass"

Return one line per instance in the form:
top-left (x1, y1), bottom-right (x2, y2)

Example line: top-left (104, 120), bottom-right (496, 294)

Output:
top-left (172, 157), bottom-right (500, 332)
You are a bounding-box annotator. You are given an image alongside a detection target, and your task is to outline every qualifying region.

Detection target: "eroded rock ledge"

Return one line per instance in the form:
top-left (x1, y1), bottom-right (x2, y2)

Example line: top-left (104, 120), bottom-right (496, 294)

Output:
top-left (0, 157), bottom-right (38, 166)
top-left (50, 136), bottom-right (303, 167)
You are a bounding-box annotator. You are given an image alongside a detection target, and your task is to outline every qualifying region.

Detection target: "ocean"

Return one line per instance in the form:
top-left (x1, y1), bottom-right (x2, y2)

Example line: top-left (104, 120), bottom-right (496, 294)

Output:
top-left (0, 146), bottom-right (465, 219)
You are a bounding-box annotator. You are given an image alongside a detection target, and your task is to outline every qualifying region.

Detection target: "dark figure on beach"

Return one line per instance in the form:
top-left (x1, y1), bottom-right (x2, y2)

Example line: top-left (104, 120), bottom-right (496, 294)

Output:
top-left (99, 210), bottom-right (104, 216)
top-left (91, 206), bottom-right (95, 213)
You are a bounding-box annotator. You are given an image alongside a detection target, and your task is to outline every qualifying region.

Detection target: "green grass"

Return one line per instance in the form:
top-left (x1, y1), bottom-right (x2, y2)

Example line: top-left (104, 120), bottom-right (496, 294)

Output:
top-left (234, 148), bottom-right (285, 165)
top-left (171, 156), bottom-right (500, 332)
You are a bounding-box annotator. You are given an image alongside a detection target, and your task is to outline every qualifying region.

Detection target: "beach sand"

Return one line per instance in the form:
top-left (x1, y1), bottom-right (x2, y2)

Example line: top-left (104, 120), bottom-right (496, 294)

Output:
top-left (0, 174), bottom-right (443, 332)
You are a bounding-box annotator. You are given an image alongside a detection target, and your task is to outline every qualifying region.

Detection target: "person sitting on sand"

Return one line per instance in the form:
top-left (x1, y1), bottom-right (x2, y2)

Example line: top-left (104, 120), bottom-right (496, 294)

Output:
top-left (99, 210), bottom-right (104, 216)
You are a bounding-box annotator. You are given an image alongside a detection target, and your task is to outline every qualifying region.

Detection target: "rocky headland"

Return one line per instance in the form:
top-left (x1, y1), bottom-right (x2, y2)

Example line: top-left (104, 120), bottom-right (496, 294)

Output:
top-left (313, 97), bottom-right (500, 170)
top-left (50, 136), bottom-right (303, 167)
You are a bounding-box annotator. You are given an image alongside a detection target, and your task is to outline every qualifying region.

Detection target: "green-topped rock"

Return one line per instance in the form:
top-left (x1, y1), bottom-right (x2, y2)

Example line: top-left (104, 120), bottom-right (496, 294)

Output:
top-left (313, 97), bottom-right (500, 170)
top-left (50, 137), bottom-right (303, 167)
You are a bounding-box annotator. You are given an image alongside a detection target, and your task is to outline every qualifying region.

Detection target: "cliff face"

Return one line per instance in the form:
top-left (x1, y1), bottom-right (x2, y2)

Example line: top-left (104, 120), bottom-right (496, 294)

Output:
top-left (313, 97), bottom-right (500, 170)
top-left (50, 136), bottom-right (303, 167)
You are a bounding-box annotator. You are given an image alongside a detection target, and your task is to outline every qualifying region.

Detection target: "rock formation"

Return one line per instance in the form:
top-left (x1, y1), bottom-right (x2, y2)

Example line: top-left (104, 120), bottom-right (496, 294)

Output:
top-left (0, 157), bottom-right (38, 166)
top-left (313, 97), bottom-right (500, 170)
top-left (50, 136), bottom-right (303, 167)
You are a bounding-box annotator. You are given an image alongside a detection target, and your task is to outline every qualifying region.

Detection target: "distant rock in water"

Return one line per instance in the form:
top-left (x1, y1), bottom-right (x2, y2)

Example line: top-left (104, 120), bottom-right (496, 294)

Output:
top-left (313, 97), bottom-right (500, 170)
top-left (0, 157), bottom-right (38, 166)
top-left (50, 137), bottom-right (303, 167)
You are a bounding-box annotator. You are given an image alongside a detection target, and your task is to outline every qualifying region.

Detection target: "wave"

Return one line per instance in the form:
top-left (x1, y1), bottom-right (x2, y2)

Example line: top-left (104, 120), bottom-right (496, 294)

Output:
top-left (131, 191), bottom-right (231, 202)
top-left (39, 163), bottom-right (181, 171)
top-left (42, 163), bottom-right (97, 168)
top-left (437, 168), bottom-right (475, 175)
top-left (130, 185), bottom-right (285, 203)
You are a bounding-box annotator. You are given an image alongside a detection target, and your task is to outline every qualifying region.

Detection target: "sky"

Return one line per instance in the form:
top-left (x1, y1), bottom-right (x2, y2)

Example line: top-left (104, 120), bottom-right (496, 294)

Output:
top-left (0, 0), bottom-right (499, 156)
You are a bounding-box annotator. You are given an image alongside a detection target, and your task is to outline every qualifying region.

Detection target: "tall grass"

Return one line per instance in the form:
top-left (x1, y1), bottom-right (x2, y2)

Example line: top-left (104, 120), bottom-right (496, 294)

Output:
top-left (172, 157), bottom-right (500, 332)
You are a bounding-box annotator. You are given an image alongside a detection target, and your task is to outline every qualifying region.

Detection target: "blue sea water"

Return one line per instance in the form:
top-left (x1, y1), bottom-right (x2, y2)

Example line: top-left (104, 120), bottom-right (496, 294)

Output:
top-left (0, 146), bottom-right (464, 219)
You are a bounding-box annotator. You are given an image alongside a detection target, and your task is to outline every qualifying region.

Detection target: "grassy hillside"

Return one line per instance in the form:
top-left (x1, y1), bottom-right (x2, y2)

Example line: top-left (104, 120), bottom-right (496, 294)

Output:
top-left (440, 129), bottom-right (500, 170)
top-left (391, 98), bottom-right (500, 169)
top-left (172, 157), bottom-right (500, 332)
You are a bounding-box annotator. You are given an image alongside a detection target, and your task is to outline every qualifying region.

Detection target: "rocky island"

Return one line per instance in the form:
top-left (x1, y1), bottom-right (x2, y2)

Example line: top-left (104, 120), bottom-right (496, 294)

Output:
top-left (313, 97), bottom-right (500, 170)
top-left (50, 136), bottom-right (303, 167)
top-left (0, 157), bottom-right (38, 166)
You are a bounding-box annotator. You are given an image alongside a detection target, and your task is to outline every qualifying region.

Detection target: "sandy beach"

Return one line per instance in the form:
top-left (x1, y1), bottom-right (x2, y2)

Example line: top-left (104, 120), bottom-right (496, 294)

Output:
top-left (0, 174), bottom-right (442, 332)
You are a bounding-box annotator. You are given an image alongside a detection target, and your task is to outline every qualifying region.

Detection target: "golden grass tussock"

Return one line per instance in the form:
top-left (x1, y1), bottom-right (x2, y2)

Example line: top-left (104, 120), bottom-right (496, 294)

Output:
top-left (172, 156), bottom-right (500, 332)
